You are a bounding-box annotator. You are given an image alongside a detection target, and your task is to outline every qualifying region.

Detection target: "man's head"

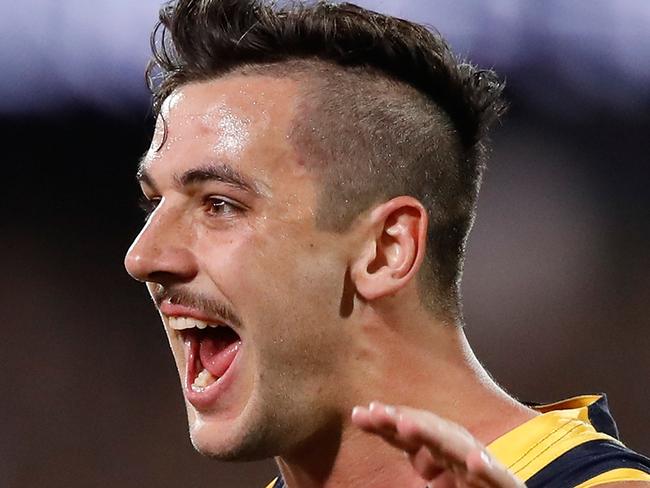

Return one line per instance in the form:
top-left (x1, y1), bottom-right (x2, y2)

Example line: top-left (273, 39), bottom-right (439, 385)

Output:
top-left (125, 0), bottom-right (504, 461)
top-left (147, 0), bottom-right (505, 316)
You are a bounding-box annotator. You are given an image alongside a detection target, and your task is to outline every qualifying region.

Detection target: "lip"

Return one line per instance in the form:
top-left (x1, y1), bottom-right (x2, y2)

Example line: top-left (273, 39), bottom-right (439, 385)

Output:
top-left (184, 332), bottom-right (243, 411)
top-left (160, 301), bottom-right (228, 325)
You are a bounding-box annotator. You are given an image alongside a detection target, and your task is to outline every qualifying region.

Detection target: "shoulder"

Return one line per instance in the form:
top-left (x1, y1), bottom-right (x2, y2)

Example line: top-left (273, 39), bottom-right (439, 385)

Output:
top-left (523, 438), bottom-right (650, 488)
top-left (488, 395), bottom-right (650, 488)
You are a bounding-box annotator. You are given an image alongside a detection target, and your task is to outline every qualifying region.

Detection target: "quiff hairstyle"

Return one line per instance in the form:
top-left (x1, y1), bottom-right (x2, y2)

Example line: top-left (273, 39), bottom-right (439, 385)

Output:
top-left (147, 0), bottom-right (506, 318)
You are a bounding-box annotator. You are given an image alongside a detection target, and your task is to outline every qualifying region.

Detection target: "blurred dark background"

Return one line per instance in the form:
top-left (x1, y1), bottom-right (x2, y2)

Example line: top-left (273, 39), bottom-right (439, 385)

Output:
top-left (2, 1), bottom-right (649, 487)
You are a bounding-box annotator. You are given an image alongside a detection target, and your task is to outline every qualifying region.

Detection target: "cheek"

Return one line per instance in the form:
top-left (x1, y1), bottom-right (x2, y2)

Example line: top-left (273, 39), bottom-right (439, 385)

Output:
top-left (245, 235), bottom-right (348, 362)
top-left (201, 226), bottom-right (353, 405)
top-left (197, 219), bottom-right (347, 341)
top-left (244, 227), bottom-right (344, 312)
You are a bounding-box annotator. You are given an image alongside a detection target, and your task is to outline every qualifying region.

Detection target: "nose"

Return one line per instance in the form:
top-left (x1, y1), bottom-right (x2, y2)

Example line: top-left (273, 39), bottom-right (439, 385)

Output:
top-left (124, 205), bottom-right (198, 285)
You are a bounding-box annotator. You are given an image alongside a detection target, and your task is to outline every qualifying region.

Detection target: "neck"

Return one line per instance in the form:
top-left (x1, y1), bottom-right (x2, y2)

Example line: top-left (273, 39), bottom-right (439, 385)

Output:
top-left (275, 310), bottom-right (536, 488)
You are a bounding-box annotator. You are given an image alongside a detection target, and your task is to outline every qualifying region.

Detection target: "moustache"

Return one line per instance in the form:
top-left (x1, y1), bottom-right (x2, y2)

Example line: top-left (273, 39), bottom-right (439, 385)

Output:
top-left (151, 285), bottom-right (243, 329)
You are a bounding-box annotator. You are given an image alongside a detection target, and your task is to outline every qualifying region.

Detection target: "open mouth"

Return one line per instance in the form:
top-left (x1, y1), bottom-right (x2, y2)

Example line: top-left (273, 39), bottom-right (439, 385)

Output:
top-left (168, 317), bottom-right (242, 398)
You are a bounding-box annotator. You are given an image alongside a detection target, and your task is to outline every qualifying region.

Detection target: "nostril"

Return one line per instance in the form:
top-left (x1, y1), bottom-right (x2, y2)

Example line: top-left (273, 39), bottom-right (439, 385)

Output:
top-left (148, 270), bottom-right (194, 287)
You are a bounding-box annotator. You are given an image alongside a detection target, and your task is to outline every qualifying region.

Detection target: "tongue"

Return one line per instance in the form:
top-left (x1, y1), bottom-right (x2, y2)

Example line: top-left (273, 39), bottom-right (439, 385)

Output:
top-left (198, 327), bottom-right (241, 378)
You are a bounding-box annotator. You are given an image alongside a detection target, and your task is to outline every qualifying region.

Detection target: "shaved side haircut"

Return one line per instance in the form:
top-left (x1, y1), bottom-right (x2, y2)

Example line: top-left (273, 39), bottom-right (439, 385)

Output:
top-left (147, 0), bottom-right (506, 318)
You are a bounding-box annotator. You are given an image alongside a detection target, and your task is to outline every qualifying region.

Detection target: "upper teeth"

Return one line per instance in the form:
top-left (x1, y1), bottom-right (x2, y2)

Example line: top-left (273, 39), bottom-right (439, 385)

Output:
top-left (168, 317), bottom-right (224, 330)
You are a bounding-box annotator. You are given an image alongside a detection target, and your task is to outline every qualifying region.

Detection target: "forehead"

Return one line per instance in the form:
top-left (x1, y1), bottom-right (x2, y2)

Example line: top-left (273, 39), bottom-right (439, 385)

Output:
top-left (142, 74), bottom-right (306, 183)
top-left (165, 74), bottom-right (300, 127)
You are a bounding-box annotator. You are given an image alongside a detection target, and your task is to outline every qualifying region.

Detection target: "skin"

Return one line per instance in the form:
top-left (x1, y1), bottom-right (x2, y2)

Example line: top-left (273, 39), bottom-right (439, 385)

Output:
top-left (124, 74), bottom-right (647, 487)
top-left (125, 76), bottom-right (358, 460)
top-left (352, 403), bottom-right (649, 488)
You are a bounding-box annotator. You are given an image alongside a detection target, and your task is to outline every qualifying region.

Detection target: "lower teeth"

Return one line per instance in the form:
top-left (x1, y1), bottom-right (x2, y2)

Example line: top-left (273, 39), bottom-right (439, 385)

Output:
top-left (191, 368), bottom-right (216, 392)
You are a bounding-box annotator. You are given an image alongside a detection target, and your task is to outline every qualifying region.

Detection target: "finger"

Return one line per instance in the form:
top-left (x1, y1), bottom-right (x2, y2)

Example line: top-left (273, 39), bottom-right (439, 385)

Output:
top-left (367, 401), bottom-right (401, 432)
top-left (409, 445), bottom-right (445, 481)
top-left (353, 403), bottom-right (466, 482)
top-left (352, 402), bottom-right (469, 460)
top-left (351, 403), bottom-right (399, 438)
top-left (394, 406), bottom-right (480, 464)
top-left (353, 404), bottom-right (524, 487)
top-left (353, 406), bottom-right (445, 484)
top-left (352, 403), bottom-right (422, 453)
top-left (387, 407), bottom-right (522, 486)
top-left (464, 449), bottom-right (525, 488)
top-left (350, 405), bottom-right (373, 430)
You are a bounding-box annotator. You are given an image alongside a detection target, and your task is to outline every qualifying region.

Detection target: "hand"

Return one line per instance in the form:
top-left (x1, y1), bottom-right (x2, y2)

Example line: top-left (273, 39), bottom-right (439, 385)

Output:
top-left (351, 402), bottom-right (526, 488)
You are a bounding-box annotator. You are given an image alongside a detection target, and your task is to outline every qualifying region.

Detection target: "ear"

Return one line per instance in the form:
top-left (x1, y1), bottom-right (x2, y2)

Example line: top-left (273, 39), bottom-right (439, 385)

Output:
top-left (351, 196), bottom-right (428, 301)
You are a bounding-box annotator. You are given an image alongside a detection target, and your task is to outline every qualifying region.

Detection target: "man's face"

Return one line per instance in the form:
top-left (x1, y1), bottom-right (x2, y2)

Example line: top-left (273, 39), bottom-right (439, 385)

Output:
top-left (125, 76), bottom-right (357, 460)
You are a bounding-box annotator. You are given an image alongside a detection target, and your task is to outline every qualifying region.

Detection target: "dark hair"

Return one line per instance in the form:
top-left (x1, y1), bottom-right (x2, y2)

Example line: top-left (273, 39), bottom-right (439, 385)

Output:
top-left (147, 0), bottom-right (506, 318)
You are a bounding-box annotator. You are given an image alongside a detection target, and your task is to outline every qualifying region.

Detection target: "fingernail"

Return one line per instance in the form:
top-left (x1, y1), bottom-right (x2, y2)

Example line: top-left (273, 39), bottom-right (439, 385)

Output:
top-left (480, 451), bottom-right (492, 467)
top-left (384, 405), bottom-right (397, 417)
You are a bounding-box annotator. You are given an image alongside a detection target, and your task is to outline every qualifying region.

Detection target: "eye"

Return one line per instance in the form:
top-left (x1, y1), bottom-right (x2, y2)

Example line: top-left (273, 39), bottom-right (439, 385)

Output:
top-left (138, 195), bottom-right (161, 220)
top-left (205, 196), bottom-right (243, 218)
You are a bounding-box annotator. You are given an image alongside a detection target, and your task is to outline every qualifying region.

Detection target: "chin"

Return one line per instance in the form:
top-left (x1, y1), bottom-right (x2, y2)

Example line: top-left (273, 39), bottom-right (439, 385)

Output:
top-left (187, 408), bottom-right (277, 462)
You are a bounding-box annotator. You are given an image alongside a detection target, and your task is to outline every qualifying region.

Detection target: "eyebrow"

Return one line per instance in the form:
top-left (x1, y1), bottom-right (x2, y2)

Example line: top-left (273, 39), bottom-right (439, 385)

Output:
top-left (136, 159), bottom-right (267, 197)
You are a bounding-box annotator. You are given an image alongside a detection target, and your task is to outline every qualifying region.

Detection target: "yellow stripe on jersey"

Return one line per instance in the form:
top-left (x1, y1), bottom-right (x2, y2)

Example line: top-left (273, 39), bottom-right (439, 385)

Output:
top-left (487, 396), bottom-right (618, 481)
top-left (487, 395), bottom-right (650, 485)
top-left (265, 395), bottom-right (650, 487)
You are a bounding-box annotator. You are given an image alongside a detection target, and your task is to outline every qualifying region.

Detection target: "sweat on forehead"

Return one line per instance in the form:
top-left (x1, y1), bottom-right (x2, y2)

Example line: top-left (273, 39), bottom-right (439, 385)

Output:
top-left (138, 73), bottom-right (321, 204)
top-left (151, 75), bottom-right (306, 159)
top-left (162, 75), bottom-right (301, 120)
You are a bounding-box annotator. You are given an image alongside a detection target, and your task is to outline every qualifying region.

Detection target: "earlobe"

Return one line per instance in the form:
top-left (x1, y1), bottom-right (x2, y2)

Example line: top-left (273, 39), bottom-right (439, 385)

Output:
top-left (351, 197), bottom-right (427, 301)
